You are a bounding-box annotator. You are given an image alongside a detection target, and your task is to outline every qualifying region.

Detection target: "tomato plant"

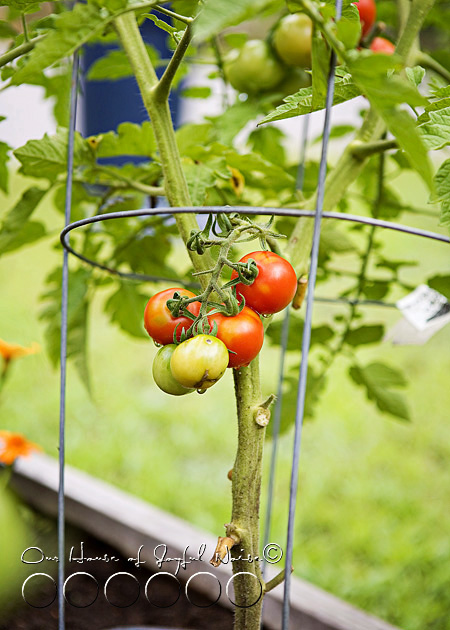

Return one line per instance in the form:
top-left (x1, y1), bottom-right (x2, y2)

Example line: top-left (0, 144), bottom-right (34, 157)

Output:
top-left (273, 13), bottom-right (313, 68)
top-left (231, 251), bottom-right (298, 315)
top-left (370, 37), bottom-right (396, 54)
top-left (208, 306), bottom-right (264, 368)
top-left (353, 0), bottom-right (377, 37)
top-left (152, 344), bottom-right (194, 396)
top-left (224, 39), bottom-right (286, 93)
top-left (143, 288), bottom-right (200, 346)
top-left (2, 0), bottom-right (450, 627)
top-left (170, 334), bottom-right (229, 390)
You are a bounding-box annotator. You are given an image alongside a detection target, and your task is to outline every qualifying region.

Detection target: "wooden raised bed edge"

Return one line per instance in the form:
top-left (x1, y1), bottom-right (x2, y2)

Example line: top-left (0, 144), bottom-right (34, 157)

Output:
top-left (11, 453), bottom-right (401, 630)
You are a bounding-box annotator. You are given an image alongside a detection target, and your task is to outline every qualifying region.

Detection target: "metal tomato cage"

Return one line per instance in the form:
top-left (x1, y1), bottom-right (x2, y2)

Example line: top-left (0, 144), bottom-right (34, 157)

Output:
top-left (57, 4), bottom-right (449, 630)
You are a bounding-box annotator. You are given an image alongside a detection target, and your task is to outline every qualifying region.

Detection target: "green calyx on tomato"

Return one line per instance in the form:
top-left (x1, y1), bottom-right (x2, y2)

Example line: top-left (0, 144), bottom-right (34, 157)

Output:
top-left (208, 306), bottom-right (264, 369)
top-left (273, 13), bottom-right (313, 68)
top-left (152, 344), bottom-right (194, 396)
top-left (170, 334), bottom-right (229, 391)
top-left (231, 251), bottom-right (297, 315)
top-left (143, 288), bottom-right (200, 346)
top-left (224, 39), bottom-right (286, 94)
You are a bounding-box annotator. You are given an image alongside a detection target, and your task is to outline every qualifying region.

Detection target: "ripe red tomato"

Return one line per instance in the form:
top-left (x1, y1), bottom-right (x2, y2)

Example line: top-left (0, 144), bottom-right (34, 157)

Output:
top-left (231, 251), bottom-right (297, 315)
top-left (208, 306), bottom-right (264, 369)
top-left (353, 0), bottom-right (376, 37)
top-left (144, 288), bottom-right (200, 345)
top-left (370, 37), bottom-right (395, 54)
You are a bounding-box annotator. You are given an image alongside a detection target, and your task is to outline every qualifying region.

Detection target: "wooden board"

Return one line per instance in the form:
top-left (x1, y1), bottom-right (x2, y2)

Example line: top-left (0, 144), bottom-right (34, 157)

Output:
top-left (11, 453), bottom-right (402, 630)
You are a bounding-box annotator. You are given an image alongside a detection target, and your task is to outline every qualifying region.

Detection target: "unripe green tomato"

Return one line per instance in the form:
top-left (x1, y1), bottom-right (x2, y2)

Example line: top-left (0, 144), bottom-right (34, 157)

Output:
top-left (224, 40), bottom-right (286, 94)
top-left (170, 334), bottom-right (229, 390)
top-left (152, 344), bottom-right (194, 396)
top-left (273, 13), bottom-right (313, 68)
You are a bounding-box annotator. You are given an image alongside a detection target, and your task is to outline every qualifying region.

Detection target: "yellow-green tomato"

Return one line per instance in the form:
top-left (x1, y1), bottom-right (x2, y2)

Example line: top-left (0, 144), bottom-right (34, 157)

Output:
top-left (152, 344), bottom-right (194, 396)
top-left (170, 335), bottom-right (229, 390)
top-left (273, 13), bottom-right (313, 68)
top-left (224, 40), bottom-right (286, 94)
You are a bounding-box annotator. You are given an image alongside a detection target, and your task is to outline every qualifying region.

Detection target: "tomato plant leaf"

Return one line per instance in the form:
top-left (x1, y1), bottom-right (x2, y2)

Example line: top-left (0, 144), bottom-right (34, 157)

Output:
top-left (434, 159), bottom-right (450, 226)
top-left (105, 281), bottom-right (149, 339)
top-left (311, 26), bottom-right (329, 111)
top-left (335, 3), bottom-right (361, 50)
top-left (259, 72), bottom-right (360, 124)
top-left (349, 362), bottom-right (410, 420)
top-left (419, 106), bottom-right (450, 151)
top-left (40, 267), bottom-right (92, 392)
top-left (248, 126), bottom-right (286, 167)
top-left (10, 3), bottom-right (115, 85)
top-left (344, 325), bottom-right (384, 346)
top-left (181, 86), bottom-right (212, 99)
top-left (182, 161), bottom-right (217, 205)
top-left (0, 141), bottom-right (11, 194)
top-left (427, 275), bottom-right (450, 301)
top-left (14, 129), bottom-right (93, 180)
top-left (0, 187), bottom-right (47, 255)
top-left (194, 0), bottom-right (280, 41)
top-left (87, 45), bottom-right (160, 81)
top-left (96, 122), bottom-right (157, 159)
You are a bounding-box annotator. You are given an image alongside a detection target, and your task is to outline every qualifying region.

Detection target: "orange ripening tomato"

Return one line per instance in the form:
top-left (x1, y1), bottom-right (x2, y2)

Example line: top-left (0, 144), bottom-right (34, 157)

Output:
top-left (370, 37), bottom-right (395, 54)
top-left (208, 306), bottom-right (264, 369)
top-left (353, 0), bottom-right (376, 37)
top-left (144, 288), bottom-right (200, 346)
top-left (231, 251), bottom-right (298, 315)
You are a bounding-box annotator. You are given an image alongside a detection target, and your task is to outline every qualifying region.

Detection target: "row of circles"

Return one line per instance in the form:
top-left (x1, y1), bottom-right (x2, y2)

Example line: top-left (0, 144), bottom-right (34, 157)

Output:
top-left (22, 570), bottom-right (263, 609)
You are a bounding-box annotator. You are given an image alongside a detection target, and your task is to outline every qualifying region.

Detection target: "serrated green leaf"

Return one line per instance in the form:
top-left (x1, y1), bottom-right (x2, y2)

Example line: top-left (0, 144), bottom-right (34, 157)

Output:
top-left (10, 3), bottom-right (114, 85)
top-left (0, 20), bottom-right (18, 38)
top-left (347, 53), bottom-right (433, 190)
top-left (406, 66), bottom-right (426, 87)
top-left (0, 187), bottom-right (47, 255)
top-left (335, 3), bottom-right (361, 50)
top-left (14, 129), bottom-right (93, 179)
top-left (40, 266), bottom-right (91, 392)
top-left (345, 325), bottom-right (384, 346)
top-left (434, 159), bottom-right (450, 226)
top-left (349, 362), bottom-right (410, 420)
top-left (105, 281), bottom-right (148, 338)
top-left (259, 72), bottom-right (360, 124)
top-left (194, 0), bottom-right (278, 41)
top-left (427, 275), bottom-right (450, 301)
top-left (208, 100), bottom-right (263, 146)
top-left (96, 121), bottom-right (157, 158)
top-left (420, 106), bottom-right (450, 151)
top-left (87, 45), bottom-right (160, 81)
top-left (183, 161), bottom-right (216, 205)
top-left (181, 86), bottom-right (212, 99)
top-left (248, 126), bottom-right (286, 166)
top-left (0, 141), bottom-right (11, 194)
top-left (2, 0), bottom-right (41, 13)
top-left (311, 27), bottom-right (329, 111)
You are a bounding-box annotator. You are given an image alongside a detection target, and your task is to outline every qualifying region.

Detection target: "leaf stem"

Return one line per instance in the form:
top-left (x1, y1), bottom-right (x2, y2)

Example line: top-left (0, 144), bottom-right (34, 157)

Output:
top-left (21, 14), bottom-right (29, 42)
top-left (0, 35), bottom-right (45, 69)
top-left (350, 138), bottom-right (398, 159)
top-left (153, 4), bottom-right (193, 25)
top-left (416, 52), bottom-right (450, 83)
top-left (155, 23), bottom-right (192, 102)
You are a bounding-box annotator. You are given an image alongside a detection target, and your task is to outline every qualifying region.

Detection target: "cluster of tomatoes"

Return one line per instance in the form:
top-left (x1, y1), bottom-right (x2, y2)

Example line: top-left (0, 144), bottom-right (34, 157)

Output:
top-left (224, 0), bottom-right (394, 97)
top-left (144, 251), bottom-right (298, 396)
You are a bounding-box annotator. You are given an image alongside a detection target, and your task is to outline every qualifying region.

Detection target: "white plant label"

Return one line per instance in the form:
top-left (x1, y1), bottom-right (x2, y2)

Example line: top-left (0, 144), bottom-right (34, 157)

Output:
top-left (385, 284), bottom-right (450, 345)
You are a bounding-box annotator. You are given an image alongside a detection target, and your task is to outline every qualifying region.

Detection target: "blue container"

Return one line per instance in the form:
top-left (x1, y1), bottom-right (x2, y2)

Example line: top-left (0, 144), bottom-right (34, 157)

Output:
top-left (80, 17), bottom-right (181, 163)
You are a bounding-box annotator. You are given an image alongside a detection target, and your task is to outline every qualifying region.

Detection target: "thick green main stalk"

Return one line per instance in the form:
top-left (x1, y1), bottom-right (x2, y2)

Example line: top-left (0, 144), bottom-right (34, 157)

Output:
top-left (115, 11), bottom-right (269, 628)
top-left (231, 359), bottom-right (265, 628)
top-left (114, 12), bottom-right (213, 284)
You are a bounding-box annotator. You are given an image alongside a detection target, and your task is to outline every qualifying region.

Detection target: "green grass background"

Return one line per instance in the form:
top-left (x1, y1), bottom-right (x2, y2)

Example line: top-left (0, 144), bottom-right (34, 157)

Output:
top-left (0, 169), bottom-right (449, 629)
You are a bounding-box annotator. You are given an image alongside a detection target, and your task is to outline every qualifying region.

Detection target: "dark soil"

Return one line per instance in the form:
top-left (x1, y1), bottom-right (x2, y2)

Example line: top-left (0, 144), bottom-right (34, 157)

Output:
top-left (1, 526), bottom-right (235, 630)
